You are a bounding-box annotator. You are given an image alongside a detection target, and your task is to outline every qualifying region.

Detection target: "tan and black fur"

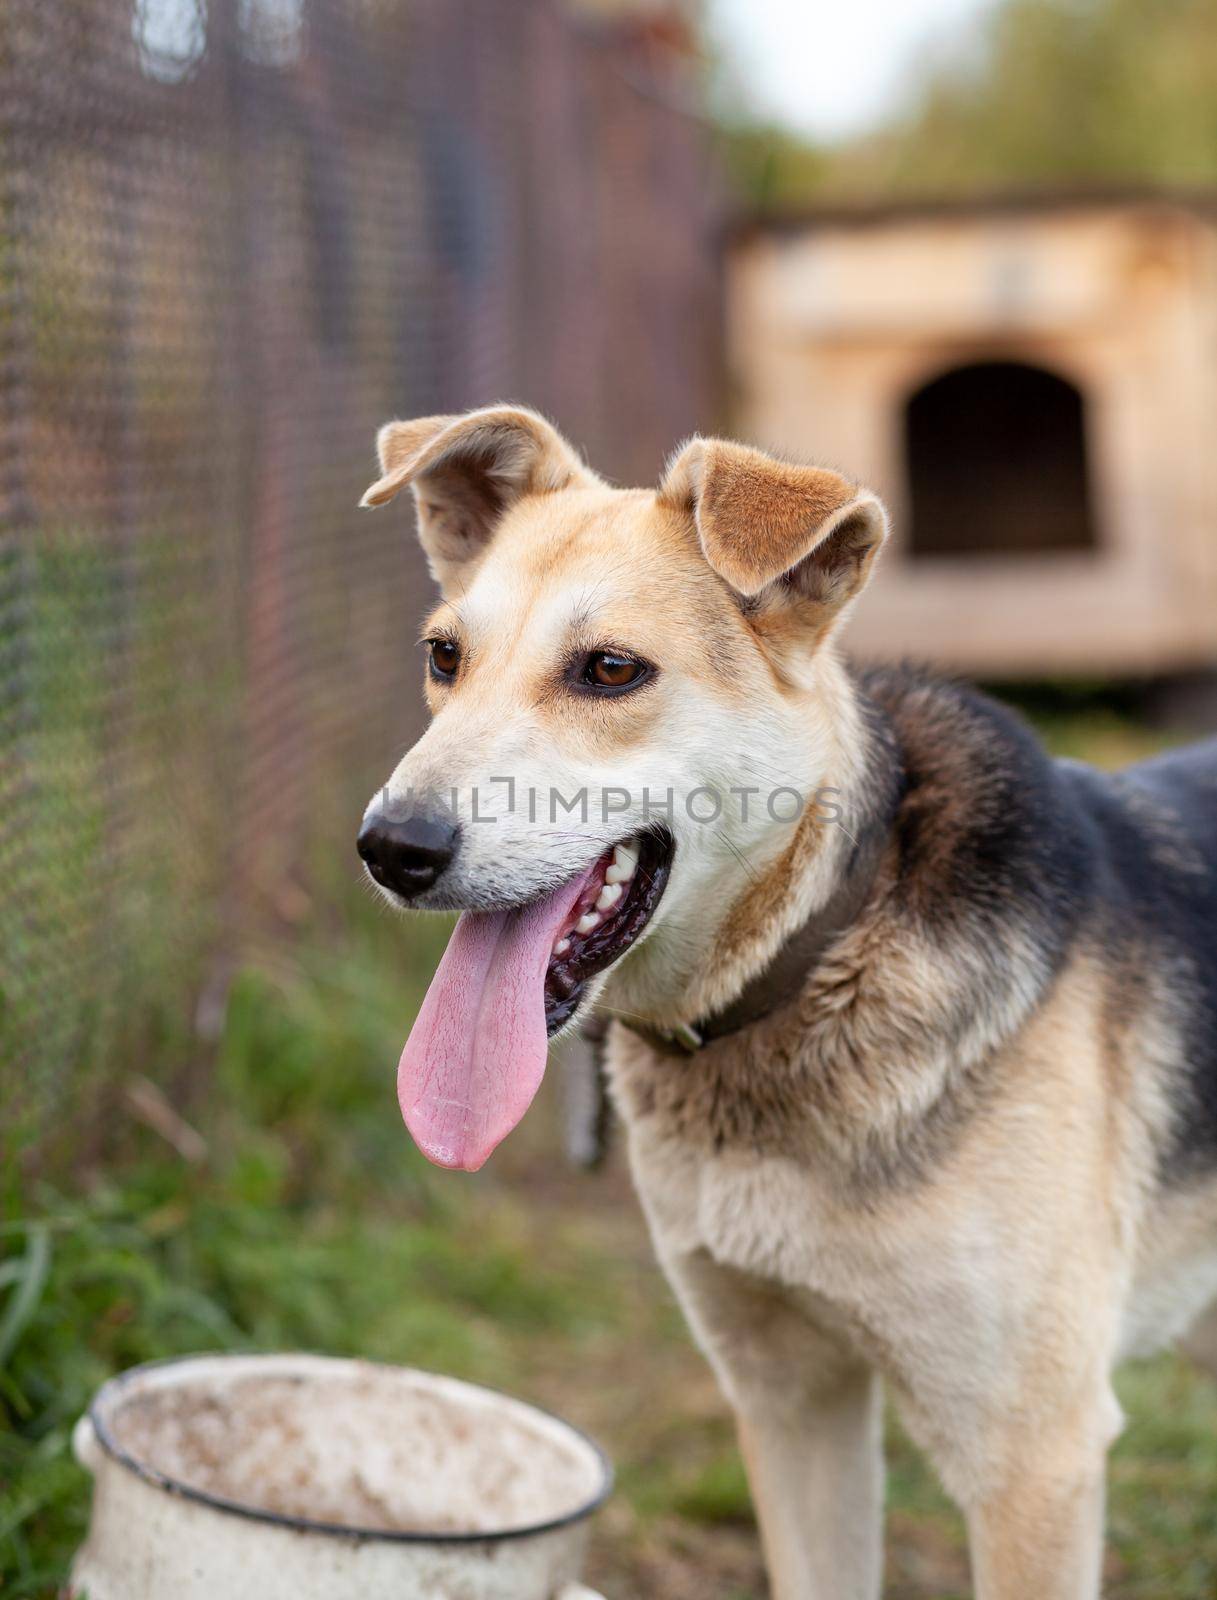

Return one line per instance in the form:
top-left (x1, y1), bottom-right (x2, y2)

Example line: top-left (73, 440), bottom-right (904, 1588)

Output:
top-left (360, 405), bottom-right (1217, 1600)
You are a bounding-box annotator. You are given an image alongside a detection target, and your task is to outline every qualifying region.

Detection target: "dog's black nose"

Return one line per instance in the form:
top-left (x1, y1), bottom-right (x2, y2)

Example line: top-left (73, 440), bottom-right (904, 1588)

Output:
top-left (357, 810), bottom-right (459, 899)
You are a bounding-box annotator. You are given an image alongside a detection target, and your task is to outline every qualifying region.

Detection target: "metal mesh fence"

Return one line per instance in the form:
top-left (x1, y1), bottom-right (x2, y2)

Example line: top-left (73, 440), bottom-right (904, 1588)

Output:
top-left (0, 0), bottom-right (720, 1149)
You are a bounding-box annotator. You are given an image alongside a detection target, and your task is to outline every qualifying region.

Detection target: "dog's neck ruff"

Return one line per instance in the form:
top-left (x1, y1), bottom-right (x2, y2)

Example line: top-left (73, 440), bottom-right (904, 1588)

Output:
top-left (619, 790), bottom-right (894, 1057)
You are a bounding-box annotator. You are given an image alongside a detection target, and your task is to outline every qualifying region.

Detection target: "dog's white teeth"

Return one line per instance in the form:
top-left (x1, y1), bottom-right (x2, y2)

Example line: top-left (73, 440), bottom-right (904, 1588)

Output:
top-left (576, 912), bottom-right (601, 935)
top-left (606, 842), bottom-right (638, 884)
top-left (596, 881), bottom-right (622, 912)
top-left (553, 937), bottom-right (571, 957)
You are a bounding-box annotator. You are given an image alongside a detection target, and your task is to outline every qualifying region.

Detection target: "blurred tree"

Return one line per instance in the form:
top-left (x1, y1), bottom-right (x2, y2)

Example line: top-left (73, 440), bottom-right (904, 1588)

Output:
top-left (723, 0), bottom-right (1217, 206)
top-left (854, 0), bottom-right (1217, 194)
top-left (716, 116), bottom-right (829, 210)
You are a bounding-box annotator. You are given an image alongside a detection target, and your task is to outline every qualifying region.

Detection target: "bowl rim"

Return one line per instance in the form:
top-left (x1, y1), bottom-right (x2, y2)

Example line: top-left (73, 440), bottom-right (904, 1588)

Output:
top-left (86, 1352), bottom-right (614, 1545)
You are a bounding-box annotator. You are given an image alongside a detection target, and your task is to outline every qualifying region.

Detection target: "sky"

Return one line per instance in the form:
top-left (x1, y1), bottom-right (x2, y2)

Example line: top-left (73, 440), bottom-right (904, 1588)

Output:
top-left (705, 0), bottom-right (998, 142)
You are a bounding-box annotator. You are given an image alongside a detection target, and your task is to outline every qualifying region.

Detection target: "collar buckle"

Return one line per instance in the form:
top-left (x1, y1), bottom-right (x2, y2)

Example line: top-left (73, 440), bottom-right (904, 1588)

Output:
top-left (663, 1021), bottom-right (704, 1053)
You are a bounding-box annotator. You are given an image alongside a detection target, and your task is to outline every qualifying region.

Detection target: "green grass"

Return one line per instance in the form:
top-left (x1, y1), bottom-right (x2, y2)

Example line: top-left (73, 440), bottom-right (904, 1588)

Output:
top-left (5, 705), bottom-right (1217, 1598)
top-left (1, 904), bottom-right (625, 1596)
top-left (0, 1170), bottom-right (620, 1594)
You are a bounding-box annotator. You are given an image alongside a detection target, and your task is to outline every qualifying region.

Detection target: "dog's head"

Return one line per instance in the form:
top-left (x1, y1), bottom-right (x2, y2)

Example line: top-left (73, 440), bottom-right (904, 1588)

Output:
top-left (358, 405), bottom-right (887, 1169)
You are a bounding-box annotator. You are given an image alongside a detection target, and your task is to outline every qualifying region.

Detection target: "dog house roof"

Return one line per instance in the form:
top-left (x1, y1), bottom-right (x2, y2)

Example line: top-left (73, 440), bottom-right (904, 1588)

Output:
top-left (728, 184), bottom-right (1217, 241)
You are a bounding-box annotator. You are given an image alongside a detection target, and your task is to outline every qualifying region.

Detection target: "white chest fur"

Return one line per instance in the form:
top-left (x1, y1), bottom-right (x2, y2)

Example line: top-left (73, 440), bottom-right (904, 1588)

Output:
top-left (622, 1119), bottom-right (1080, 1490)
top-left (629, 1127), bottom-right (1010, 1358)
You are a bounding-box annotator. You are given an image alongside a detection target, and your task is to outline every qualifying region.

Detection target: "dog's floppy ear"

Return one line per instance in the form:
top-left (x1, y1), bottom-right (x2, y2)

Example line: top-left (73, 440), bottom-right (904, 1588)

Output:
top-left (660, 437), bottom-right (888, 640)
top-left (360, 405), bottom-right (596, 590)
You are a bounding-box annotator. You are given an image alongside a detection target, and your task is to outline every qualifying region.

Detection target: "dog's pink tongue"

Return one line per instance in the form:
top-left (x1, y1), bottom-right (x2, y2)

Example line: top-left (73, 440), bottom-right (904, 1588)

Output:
top-left (398, 868), bottom-right (594, 1171)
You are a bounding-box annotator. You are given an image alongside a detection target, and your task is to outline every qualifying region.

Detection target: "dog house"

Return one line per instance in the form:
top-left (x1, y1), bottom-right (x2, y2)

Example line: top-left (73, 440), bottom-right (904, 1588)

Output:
top-left (727, 192), bottom-right (1217, 677)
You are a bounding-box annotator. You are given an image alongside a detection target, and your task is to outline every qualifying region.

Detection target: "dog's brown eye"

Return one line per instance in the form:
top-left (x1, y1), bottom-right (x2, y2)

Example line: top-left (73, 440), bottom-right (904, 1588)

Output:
top-left (428, 639), bottom-right (460, 680)
top-left (583, 652), bottom-right (646, 691)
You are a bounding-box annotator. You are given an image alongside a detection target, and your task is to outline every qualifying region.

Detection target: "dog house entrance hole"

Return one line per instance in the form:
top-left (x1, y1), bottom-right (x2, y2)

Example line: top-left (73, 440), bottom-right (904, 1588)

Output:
top-left (904, 360), bottom-right (1097, 558)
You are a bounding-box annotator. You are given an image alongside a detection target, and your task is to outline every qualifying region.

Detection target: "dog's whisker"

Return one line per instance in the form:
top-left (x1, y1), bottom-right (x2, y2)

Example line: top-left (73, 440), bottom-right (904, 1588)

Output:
top-left (717, 831), bottom-right (762, 884)
top-left (590, 1001), bottom-right (668, 1029)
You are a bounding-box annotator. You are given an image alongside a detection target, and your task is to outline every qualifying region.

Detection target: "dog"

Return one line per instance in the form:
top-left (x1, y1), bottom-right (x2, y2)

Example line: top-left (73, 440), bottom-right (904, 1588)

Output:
top-left (356, 403), bottom-right (1217, 1599)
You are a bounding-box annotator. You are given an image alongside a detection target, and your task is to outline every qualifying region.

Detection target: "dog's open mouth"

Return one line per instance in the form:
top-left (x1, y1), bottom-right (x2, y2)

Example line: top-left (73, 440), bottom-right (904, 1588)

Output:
top-left (543, 828), bottom-right (672, 1035)
top-left (396, 829), bottom-right (673, 1173)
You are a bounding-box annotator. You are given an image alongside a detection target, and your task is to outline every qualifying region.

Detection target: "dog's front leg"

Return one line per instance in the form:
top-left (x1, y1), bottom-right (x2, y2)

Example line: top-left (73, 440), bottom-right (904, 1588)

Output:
top-left (958, 1397), bottom-right (1116, 1600)
top-left (664, 1248), bottom-right (884, 1600)
top-left (735, 1363), bottom-right (884, 1600)
top-left (966, 1463), bottom-right (1105, 1599)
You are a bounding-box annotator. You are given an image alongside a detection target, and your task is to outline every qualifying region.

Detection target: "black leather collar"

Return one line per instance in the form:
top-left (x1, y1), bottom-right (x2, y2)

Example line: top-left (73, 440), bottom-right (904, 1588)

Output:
top-left (618, 814), bottom-right (891, 1057)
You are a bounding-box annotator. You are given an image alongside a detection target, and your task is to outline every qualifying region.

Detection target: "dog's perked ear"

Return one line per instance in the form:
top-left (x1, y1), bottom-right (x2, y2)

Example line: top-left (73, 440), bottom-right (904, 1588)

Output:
top-left (359, 405), bottom-right (598, 591)
top-left (659, 437), bottom-right (888, 642)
